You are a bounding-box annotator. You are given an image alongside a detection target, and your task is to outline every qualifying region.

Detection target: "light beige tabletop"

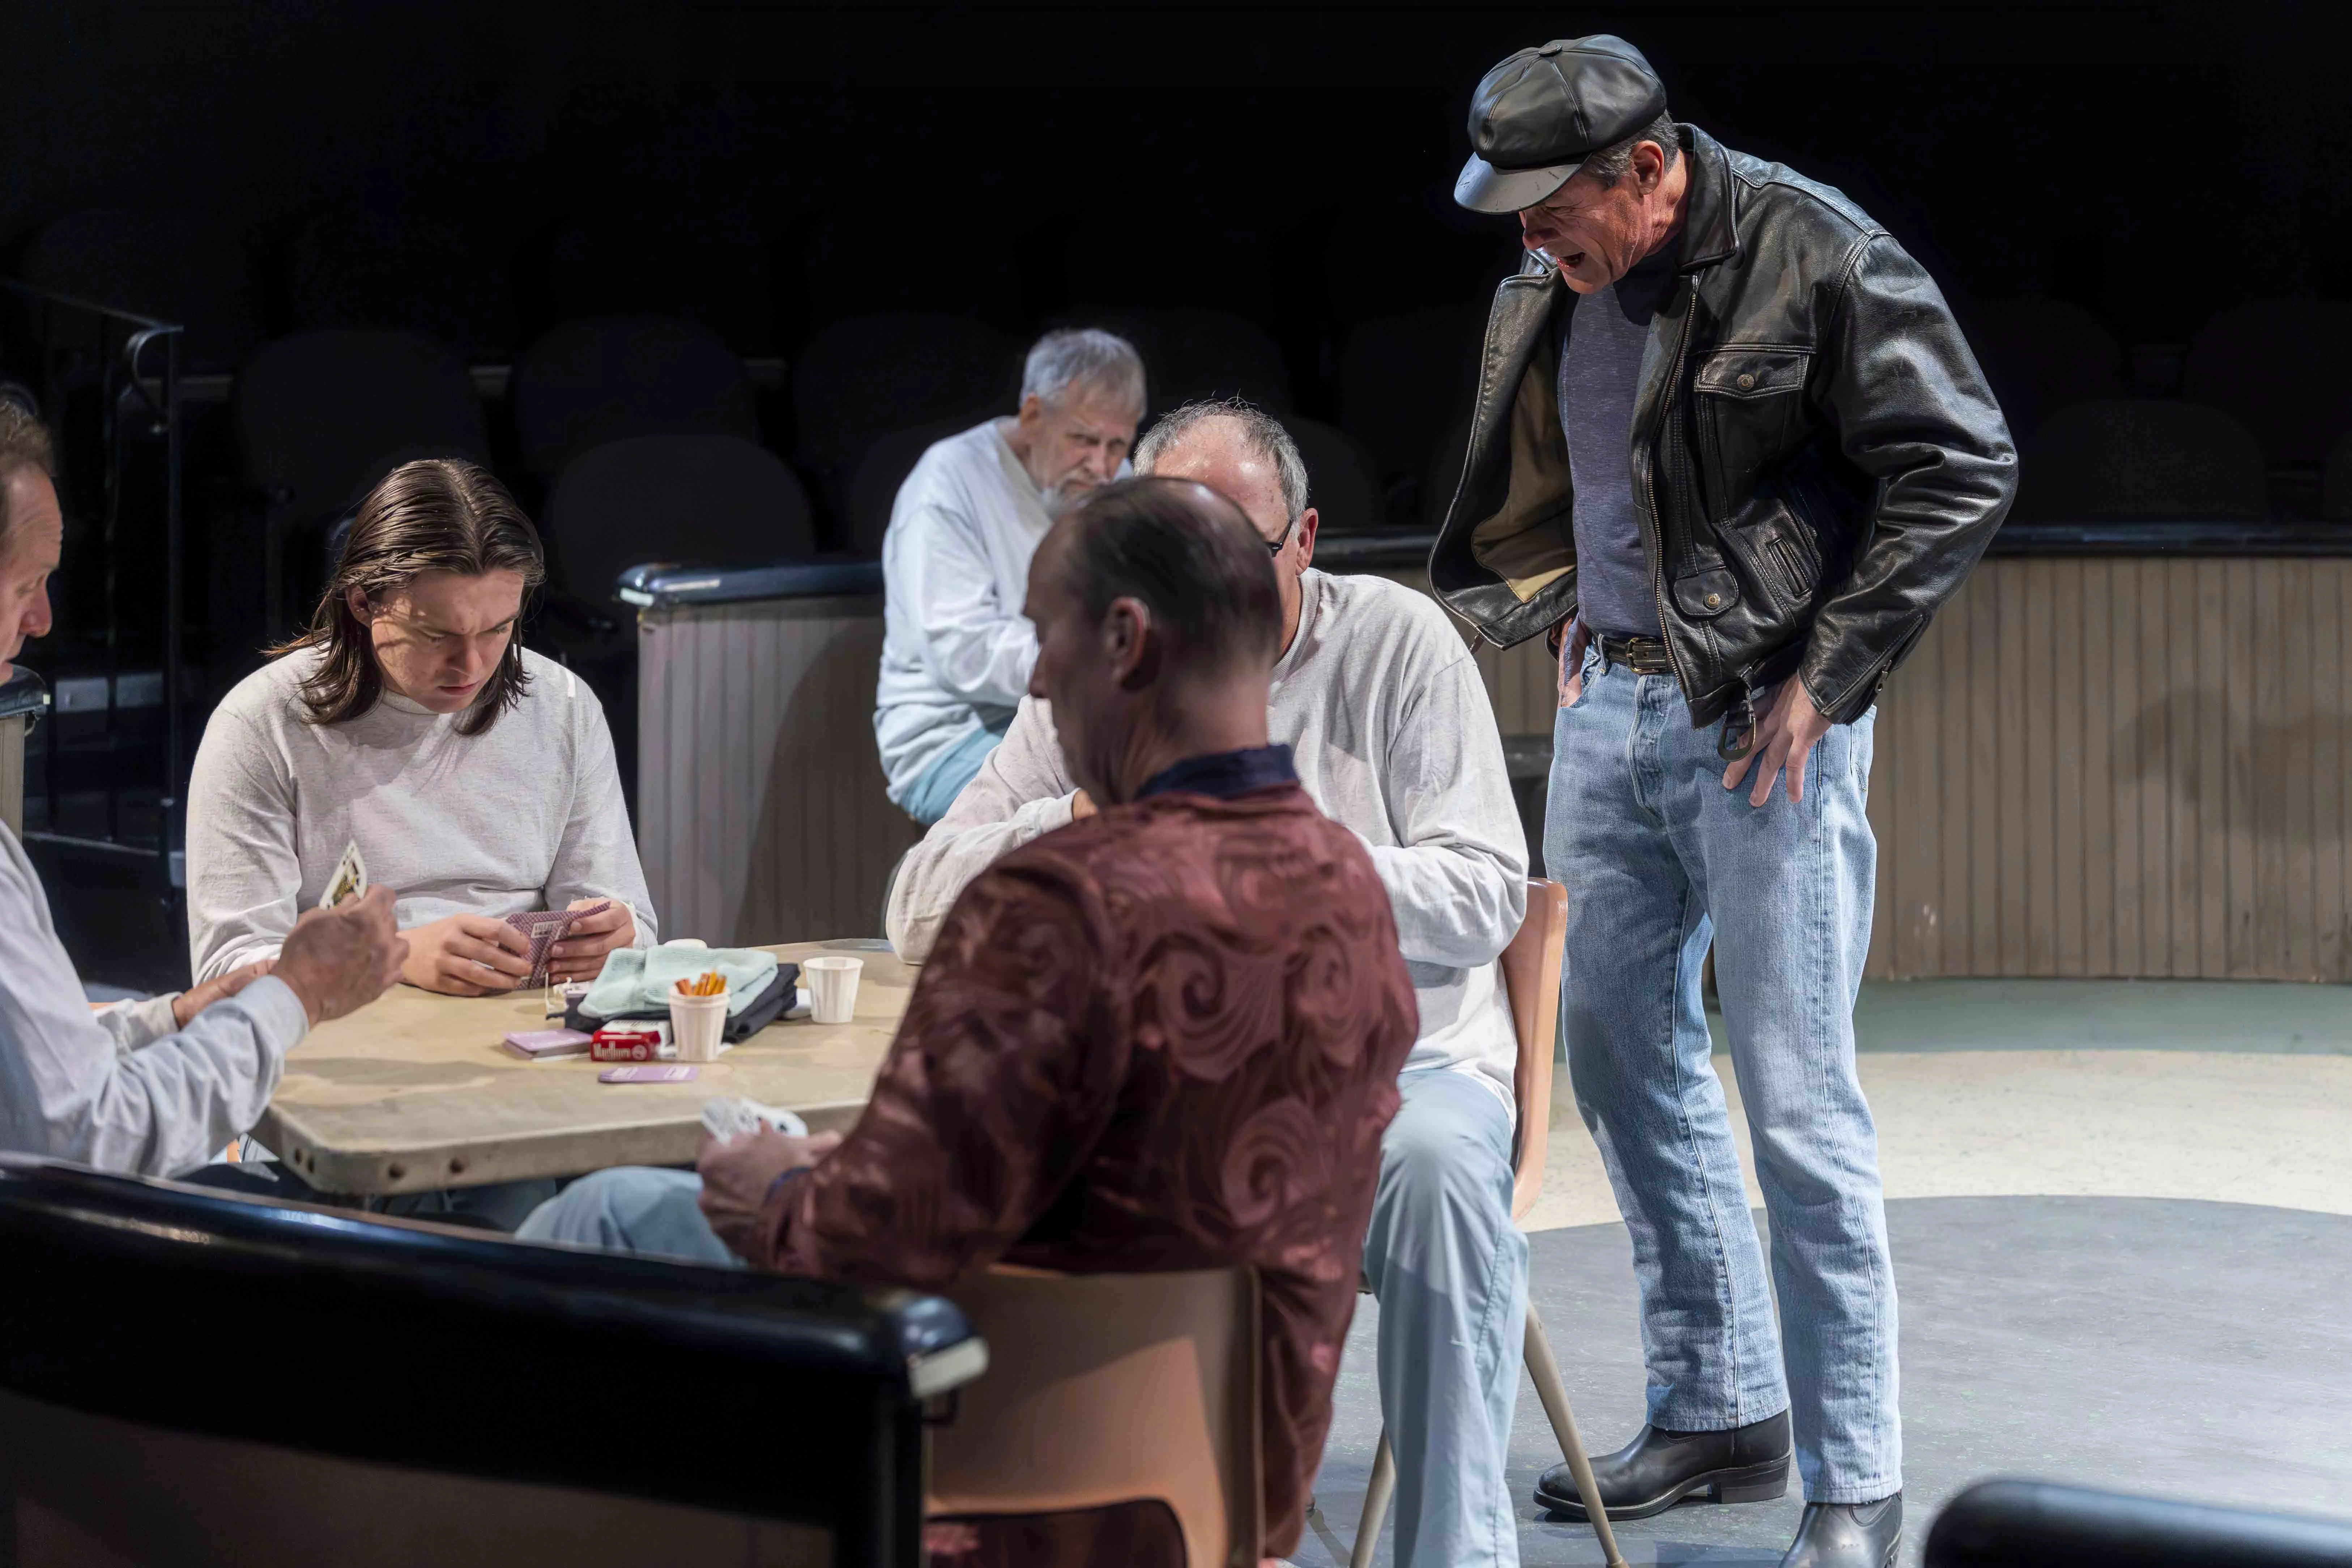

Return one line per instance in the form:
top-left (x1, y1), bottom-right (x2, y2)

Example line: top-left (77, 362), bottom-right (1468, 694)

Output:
top-left (252, 939), bottom-right (911, 1196)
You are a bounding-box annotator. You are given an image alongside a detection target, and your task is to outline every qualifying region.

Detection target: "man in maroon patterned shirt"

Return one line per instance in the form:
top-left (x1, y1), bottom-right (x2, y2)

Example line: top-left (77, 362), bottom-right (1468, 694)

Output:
top-left (527, 476), bottom-right (1420, 1564)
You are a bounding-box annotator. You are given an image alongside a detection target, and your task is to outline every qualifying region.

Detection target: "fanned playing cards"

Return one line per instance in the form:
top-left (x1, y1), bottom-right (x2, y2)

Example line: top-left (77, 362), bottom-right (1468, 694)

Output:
top-left (506, 901), bottom-right (610, 986)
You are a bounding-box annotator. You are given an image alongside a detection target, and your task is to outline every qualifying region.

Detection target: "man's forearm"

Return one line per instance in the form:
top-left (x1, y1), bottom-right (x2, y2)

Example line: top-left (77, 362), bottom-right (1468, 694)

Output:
top-left (888, 793), bottom-right (1075, 960)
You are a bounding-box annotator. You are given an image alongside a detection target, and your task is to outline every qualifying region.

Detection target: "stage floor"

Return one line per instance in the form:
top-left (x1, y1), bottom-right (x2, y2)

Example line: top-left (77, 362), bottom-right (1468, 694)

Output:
top-left (1296, 1195), bottom-right (2352, 1566)
top-left (1294, 980), bottom-right (2352, 1565)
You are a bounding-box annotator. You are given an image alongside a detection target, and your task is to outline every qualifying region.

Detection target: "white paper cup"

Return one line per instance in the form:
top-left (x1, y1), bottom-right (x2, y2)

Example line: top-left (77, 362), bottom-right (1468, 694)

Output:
top-left (669, 990), bottom-right (729, 1062)
top-left (803, 956), bottom-right (863, 1024)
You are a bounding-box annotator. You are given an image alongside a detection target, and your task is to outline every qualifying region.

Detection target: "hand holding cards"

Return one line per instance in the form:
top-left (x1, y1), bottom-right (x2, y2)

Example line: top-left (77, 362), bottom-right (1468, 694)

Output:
top-left (506, 902), bottom-right (609, 987)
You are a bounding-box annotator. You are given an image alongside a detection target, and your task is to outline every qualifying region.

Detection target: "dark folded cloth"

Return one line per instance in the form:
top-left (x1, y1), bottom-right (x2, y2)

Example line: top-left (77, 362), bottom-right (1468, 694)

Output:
top-left (566, 962), bottom-right (799, 1043)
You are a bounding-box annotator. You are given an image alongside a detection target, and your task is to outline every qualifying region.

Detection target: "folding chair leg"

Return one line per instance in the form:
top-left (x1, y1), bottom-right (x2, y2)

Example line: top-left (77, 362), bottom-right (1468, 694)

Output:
top-left (1348, 1429), bottom-right (1396, 1568)
top-left (1525, 1303), bottom-right (1628, 1568)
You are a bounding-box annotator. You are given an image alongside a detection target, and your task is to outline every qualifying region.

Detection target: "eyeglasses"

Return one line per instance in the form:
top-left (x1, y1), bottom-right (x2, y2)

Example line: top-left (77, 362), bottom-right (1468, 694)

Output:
top-left (1265, 515), bottom-right (1297, 558)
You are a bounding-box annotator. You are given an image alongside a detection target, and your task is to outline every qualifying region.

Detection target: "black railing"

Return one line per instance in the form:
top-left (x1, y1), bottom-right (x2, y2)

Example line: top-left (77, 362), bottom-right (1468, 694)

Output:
top-left (0, 281), bottom-right (184, 893)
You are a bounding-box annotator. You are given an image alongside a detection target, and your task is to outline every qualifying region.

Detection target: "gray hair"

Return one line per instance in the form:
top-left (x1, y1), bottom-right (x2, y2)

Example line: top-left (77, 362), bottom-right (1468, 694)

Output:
top-left (1021, 327), bottom-right (1146, 414)
top-left (0, 400), bottom-right (56, 554)
top-left (1581, 111), bottom-right (1680, 189)
top-left (1131, 398), bottom-right (1309, 527)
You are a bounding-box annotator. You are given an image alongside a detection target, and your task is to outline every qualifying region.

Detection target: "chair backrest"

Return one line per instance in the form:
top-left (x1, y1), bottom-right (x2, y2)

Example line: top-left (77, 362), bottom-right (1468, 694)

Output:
top-left (790, 314), bottom-right (1022, 482)
top-left (845, 416), bottom-right (980, 557)
top-left (542, 433), bottom-right (816, 606)
top-left (515, 316), bottom-right (758, 476)
top-left (1498, 878), bottom-right (1568, 1223)
top-left (546, 207), bottom-right (781, 355)
top-left (1956, 298), bottom-right (2125, 440)
top-left (2013, 399), bottom-right (2268, 521)
top-left (235, 328), bottom-right (491, 530)
top-left (1281, 416), bottom-right (1391, 535)
top-left (2185, 299), bottom-right (2352, 466)
top-left (0, 1155), bottom-right (981, 1566)
top-left (929, 1265), bottom-right (1261, 1568)
top-left (1084, 308), bottom-right (1294, 419)
top-left (284, 203), bottom-right (524, 356)
top-left (1925, 1479), bottom-right (2352, 1567)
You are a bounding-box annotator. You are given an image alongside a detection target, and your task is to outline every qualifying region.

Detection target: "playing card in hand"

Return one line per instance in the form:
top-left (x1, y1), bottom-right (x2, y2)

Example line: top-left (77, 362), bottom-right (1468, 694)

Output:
top-left (506, 900), bottom-right (611, 986)
top-left (319, 839), bottom-right (368, 910)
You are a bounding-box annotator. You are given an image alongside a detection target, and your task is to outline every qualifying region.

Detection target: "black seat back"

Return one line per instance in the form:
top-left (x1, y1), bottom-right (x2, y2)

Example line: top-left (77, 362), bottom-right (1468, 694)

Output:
top-left (237, 328), bottom-right (490, 530)
top-left (1926, 1479), bottom-right (2352, 1567)
top-left (2014, 399), bottom-right (2268, 520)
top-left (789, 315), bottom-right (1021, 487)
top-left (0, 1156), bottom-right (976, 1567)
top-left (1281, 416), bottom-right (1388, 536)
top-left (515, 317), bottom-right (758, 477)
top-left (544, 433), bottom-right (817, 606)
top-left (2186, 300), bottom-right (2352, 467)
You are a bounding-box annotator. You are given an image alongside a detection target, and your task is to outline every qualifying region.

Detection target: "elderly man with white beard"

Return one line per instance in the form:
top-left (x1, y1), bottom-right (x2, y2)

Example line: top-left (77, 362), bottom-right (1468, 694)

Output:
top-left (887, 398), bottom-right (1535, 1568)
top-left (872, 327), bottom-right (1145, 824)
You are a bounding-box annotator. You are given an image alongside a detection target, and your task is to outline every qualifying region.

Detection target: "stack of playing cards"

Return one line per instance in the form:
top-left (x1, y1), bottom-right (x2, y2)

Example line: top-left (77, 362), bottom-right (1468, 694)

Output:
top-left (506, 901), bottom-right (610, 987)
top-left (700, 1096), bottom-right (809, 1142)
top-left (319, 840), bottom-right (368, 909)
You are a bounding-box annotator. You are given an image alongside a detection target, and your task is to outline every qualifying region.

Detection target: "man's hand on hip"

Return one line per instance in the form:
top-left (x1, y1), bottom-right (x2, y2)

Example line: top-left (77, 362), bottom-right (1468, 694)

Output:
top-left (1722, 678), bottom-right (1834, 806)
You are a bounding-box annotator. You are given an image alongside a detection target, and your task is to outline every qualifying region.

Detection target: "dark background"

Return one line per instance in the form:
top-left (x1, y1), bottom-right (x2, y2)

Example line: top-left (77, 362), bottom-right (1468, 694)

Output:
top-left (5, 1), bottom-right (2344, 362)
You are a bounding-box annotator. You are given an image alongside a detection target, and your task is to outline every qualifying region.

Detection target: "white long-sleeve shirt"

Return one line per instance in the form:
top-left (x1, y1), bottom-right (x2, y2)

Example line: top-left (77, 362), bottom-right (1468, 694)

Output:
top-left (872, 419), bottom-right (1054, 805)
top-left (888, 568), bottom-right (1529, 1111)
top-left (0, 821), bottom-right (310, 1176)
top-left (185, 647), bottom-right (657, 983)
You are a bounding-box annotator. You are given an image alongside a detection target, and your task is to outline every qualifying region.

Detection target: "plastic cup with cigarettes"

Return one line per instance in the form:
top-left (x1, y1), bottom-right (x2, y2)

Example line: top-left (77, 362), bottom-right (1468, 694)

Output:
top-left (802, 955), bottom-right (862, 1024)
top-left (668, 969), bottom-right (729, 1063)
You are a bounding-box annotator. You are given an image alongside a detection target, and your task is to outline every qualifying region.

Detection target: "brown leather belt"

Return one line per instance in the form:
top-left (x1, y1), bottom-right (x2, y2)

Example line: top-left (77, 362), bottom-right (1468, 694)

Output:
top-left (1596, 633), bottom-right (1674, 675)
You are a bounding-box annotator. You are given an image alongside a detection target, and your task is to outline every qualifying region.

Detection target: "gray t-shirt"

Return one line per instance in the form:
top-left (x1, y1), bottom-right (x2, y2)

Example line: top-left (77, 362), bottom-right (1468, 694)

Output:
top-left (1559, 256), bottom-right (1677, 637)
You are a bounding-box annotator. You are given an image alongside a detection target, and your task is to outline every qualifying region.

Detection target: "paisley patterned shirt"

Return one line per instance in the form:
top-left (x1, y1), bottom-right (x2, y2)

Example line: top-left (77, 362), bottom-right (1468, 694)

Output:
top-left (754, 765), bottom-right (1419, 1558)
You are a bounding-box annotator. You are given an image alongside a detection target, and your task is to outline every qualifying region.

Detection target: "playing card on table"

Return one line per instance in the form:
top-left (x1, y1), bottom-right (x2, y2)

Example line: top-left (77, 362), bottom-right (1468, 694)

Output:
top-left (505, 900), bottom-right (610, 986)
top-left (319, 839), bottom-right (368, 909)
top-left (700, 1096), bottom-right (809, 1143)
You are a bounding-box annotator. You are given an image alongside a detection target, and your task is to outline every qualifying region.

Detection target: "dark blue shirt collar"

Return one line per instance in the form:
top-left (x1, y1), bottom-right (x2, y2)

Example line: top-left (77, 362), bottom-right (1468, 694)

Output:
top-left (1134, 744), bottom-right (1298, 803)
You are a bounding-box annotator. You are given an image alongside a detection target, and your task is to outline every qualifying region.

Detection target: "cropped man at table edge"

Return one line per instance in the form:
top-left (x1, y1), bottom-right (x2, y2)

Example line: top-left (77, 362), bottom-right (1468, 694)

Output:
top-left (525, 477), bottom-right (1419, 1568)
top-left (888, 399), bottom-right (1533, 1567)
top-left (185, 459), bottom-right (656, 996)
top-left (0, 402), bottom-right (410, 1179)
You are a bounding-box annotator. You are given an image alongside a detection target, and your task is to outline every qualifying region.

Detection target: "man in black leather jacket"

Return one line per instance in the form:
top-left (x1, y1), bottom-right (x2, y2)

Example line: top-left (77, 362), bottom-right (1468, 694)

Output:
top-left (1436, 35), bottom-right (2015, 1568)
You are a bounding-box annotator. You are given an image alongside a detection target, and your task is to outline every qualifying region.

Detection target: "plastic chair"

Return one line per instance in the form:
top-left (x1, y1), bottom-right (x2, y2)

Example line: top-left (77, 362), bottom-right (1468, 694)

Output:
top-left (0, 1155), bottom-right (981, 1567)
top-left (929, 1264), bottom-right (1262, 1568)
top-left (1352, 878), bottom-right (1627, 1568)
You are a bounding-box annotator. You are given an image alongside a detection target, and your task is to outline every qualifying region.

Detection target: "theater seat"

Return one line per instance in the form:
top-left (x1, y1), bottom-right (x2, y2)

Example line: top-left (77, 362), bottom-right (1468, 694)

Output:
top-left (1957, 299), bottom-right (2126, 440)
top-left (1925, 1479), bottom-right (2352, 1567)
top-left (2186, 300), bottom-right (2352, 467)
top-left (1338, 306), bottom-right (1489, 502)
top-left (0, 1155), bottom-right (980, 1567)
top-left (24, 208), bottom-right (263, 371)
top-left (546, 208), bottom-right (781, 355)
top-left (284, 203), bottom-right (524, 356)
top-left (514, 317), bottom-right (758, 477)
top-left (844, 417), bottom-right (980, 557)
top-left (789, 315), bottom-right (1021, 486)
top-left (1082, 309), bottom-right (1294, 419)
top-left (1281, 417), bottom-right (1388, 536)
top-left (542, 433), bottom-right (816, 610)
top-left (2012, 400), bottom-right (2268, 521)
top-left (234, 329), bottom-right (490, 625)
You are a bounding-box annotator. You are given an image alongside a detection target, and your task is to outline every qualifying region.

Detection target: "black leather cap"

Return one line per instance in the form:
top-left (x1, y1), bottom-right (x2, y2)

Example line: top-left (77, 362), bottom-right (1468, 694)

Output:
top-left (1456, 35), bottom-right (1668, 214)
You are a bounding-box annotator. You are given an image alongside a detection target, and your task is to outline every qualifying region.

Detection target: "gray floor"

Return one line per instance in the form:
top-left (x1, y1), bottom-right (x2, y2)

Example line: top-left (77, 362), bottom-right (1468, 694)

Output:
top-left (1849, 979), bottom-right (2352, 1056)
top-left (1294, 1196), bottom-right (2352, 1566)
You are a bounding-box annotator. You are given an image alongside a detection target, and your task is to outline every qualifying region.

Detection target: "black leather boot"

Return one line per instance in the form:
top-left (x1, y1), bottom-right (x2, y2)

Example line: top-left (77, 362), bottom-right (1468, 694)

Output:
top-left (1532, 1411), bottom-right (1790, 1520)
top-left (1779, 1494), bottom-right (1901, 1567)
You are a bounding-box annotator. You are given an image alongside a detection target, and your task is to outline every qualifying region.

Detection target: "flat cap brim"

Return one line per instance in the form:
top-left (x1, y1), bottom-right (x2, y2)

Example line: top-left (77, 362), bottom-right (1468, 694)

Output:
top-left (1454, 152), bottom-right (1581, 214)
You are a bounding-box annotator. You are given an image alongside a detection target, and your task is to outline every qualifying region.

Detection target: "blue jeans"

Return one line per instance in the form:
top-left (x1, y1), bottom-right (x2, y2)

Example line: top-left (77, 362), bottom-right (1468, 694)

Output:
top-left (1546, 644), bottom-right (1897, 1504)
top-left (525, 1074), bottom-right (1529, 1566)
top-left (1362, 1068), bottom-right (1527, 1568)
top-left (517, 1167), bottom-right (742, 1266)
top-left (901, 719), bottom-right (1010, 826)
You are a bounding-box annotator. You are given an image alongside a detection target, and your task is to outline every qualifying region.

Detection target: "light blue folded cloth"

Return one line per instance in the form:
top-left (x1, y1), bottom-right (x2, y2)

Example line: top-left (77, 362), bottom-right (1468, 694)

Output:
top-left (584, 946), bottom-right (781, 1019)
